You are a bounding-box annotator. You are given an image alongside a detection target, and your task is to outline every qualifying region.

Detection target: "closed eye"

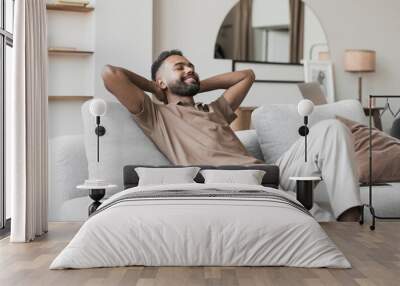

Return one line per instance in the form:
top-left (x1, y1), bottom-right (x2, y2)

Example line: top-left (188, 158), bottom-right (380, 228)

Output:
top-left (174, 62), bottom-right (195, 71)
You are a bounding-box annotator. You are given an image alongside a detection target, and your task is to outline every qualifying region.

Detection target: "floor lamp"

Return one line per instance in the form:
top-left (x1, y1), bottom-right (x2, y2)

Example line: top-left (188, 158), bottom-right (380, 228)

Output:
top-left (344, 49), bottom-right (376, 104)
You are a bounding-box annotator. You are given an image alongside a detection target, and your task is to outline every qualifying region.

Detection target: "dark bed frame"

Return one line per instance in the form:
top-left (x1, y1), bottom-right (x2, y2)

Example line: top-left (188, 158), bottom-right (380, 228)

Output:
top-left (123, 164), bottom-right (280, 189)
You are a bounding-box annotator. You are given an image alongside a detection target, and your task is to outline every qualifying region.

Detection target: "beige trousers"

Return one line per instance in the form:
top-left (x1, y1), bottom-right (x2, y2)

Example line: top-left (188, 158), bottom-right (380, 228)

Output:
top-left (275, 119), bottom-right (362, 218)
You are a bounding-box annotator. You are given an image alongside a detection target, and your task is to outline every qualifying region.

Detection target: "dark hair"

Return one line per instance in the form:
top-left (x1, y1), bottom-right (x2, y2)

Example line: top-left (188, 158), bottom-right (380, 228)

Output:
top-left (151, 49), bottom-right (183, 80)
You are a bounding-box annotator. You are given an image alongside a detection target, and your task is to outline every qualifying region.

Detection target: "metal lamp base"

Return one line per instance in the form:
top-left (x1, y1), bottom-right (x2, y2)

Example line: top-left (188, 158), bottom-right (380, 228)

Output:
top-left (296, 180), bottom-right (314, 210)
top-left (88, 189), bottom-right (105, 215)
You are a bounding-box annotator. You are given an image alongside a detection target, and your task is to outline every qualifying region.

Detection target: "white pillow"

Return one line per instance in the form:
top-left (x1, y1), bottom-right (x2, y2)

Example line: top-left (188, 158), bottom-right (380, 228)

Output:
top-left (252, 99), bottom-right (367, 163)
top-left (135, 167), bottom-right (200, 186)
top-left (200, 169), bottom-right (266, 185)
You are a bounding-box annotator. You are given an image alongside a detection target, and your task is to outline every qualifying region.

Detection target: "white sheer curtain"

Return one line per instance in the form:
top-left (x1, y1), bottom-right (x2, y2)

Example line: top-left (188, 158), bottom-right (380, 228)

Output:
top-left (8, 0), bottom-right (48, 242)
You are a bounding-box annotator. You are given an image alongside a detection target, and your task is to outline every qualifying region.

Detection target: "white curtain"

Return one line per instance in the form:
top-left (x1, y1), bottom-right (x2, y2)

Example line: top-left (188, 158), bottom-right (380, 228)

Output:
top-left (8, 0), bottom-right (48, 242)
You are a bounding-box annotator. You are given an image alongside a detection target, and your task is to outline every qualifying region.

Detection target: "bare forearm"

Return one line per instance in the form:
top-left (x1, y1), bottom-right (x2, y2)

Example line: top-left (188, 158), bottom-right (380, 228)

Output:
top-left (199, 70), bottom-right (255, 93)
top-left (199, 69), bottom-right (255, 111)
top-left (107, 65), bottom-right (157, 93)
top-left (105, 65), bottom-right (166, 103)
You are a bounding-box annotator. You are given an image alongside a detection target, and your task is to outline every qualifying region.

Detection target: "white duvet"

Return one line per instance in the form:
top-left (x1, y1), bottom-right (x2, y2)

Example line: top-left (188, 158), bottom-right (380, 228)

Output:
top-left (50, 183), bottom-right (350, 269)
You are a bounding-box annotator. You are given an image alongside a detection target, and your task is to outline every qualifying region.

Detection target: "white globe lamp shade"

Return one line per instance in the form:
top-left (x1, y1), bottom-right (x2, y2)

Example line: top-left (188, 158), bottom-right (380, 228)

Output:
top-left (297, 99), bottom-right (314, 117)
top-left (89, 98), bottom-right (107, 117)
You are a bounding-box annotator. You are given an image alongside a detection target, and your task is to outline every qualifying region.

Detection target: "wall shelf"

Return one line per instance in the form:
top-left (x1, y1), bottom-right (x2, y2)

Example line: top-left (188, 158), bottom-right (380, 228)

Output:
top-left (46, 4), bottom-right (94, 12)
top-left (49, 96), bottom-right (93, 101)
top-left (48, 48), bottom-right (94, 55)
top-left (47, 2), bottom-right (95, 138)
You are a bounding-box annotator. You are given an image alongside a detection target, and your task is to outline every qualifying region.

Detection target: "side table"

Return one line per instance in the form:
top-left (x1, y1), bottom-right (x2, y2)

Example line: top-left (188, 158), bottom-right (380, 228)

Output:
top-left (77, 184), bottom-right (117, 216)
top-left (363, 107), bottom-right (384, 131)
top-left (289, 177), bottom-right (322, 210)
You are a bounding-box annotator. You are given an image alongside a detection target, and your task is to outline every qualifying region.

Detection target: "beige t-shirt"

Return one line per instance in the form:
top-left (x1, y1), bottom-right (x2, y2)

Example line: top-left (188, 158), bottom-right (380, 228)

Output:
top-left (133, 94), bottom-right (263, 165)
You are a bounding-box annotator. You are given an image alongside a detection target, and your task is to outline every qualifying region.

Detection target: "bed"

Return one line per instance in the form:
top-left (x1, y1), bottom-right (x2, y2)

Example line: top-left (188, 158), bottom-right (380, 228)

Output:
top-left (50, 165), bottom-right (350, 269)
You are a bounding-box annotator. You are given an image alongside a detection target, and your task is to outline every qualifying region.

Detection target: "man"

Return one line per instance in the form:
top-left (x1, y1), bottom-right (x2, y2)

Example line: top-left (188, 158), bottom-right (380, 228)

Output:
top-left (102, 50), bottom-right (361, 221)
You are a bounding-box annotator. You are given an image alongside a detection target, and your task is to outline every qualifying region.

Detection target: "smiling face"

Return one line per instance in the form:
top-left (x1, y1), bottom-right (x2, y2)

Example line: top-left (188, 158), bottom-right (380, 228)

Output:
top-left (156, 55), bottom-right (200, 97)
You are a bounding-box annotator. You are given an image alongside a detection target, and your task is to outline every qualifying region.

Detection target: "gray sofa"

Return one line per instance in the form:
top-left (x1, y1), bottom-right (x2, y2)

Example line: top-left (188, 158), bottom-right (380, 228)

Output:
top-left (48, 97), bottom-right (266, 221)
top-left (48, 99), bottom-right (400, 222)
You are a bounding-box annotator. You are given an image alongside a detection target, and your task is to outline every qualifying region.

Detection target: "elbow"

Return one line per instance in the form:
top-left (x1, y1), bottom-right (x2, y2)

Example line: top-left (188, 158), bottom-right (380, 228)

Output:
top-left (102, 65), bottom-right (125, 89)
top-left (241, 69), bottom-right (255, 82)
top-left (246, 69), bottom-right (256, 82)
top-left (102, 65), bottom-right (117, 81)
top-left (101, 66), bottom-right (114, 92)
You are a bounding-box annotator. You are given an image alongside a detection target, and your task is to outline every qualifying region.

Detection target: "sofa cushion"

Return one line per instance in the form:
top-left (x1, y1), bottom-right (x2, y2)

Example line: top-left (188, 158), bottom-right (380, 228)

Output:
top-left (48, 135), bottom-right (89, 221)
top-left (234, 129), bottom-right (264, 161)
top-left (252, 99), bottom-right (367, 163)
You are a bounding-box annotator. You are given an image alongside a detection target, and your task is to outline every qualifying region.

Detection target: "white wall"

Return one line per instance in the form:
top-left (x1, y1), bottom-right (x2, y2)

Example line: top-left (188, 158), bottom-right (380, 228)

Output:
top-left (153, 0), bottom-right (240, 103)
top-left (47, 0), bottom-right (95, 139)
top-left (267, 30), bottom-right (290, 62)
top-left (48, 0), bottom-right (153, 139)
top-left (153, 0), bottom-right (303, 104)
top-left (303, 4), bottom-right (328, 61)
top-left (155, 0), bottom-right (400, 107)
top-left (49, 0), bottom-right (400, 133)
top-left (305, 0), bottom-right (400, 102)
top-left (252, 0), bottom-right (289, 28)
top-left (306, 0), bottom-right (400, 130)
top-left (94, 0), bottom-right (153, 101)
top-left (48, 101), bottom-right (87, 138)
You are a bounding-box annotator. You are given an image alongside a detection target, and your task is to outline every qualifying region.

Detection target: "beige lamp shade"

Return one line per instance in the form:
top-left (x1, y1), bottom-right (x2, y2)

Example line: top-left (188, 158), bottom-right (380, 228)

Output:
top-left (318, 51), bottom-right (330, 61)
top-left (344, 49), bottom-right (376, 72)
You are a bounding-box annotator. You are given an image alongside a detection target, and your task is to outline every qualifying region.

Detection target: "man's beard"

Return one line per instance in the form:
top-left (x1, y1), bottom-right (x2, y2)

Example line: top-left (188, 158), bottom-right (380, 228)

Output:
top-left (168, 79), bottom-right (200, 97)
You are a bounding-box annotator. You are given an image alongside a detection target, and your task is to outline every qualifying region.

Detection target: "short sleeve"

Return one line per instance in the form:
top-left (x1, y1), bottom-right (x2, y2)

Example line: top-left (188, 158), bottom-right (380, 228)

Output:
top-left (132, 94), bottom-right (159, 133)
top-left (210, 95), bottom-right (237, 124)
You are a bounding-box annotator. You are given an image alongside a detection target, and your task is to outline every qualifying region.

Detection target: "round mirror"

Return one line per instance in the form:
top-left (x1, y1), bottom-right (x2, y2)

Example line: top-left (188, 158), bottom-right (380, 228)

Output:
top-left (214, 0), bottom-right (329, 63)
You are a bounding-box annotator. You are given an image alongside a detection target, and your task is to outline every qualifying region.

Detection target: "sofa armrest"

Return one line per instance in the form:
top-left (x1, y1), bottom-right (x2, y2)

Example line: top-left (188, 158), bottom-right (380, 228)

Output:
top-left (48, 135), bottom-right (88, 221)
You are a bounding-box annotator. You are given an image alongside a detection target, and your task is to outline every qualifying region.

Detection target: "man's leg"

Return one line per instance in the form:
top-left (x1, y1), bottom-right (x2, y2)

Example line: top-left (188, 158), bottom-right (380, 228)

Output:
top-left (275, 119), bottom-right (361, 220)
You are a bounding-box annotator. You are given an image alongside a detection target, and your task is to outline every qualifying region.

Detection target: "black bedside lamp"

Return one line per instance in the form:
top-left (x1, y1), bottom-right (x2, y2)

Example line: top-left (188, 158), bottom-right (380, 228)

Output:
top-left (89, 98), bottom-right (107, 162)
top-left (297, 99), bottom-right (314, 162)
top-left (291, 99), bottom-right (320, 211)
top-left (83, 98), bottom-right (109, 215)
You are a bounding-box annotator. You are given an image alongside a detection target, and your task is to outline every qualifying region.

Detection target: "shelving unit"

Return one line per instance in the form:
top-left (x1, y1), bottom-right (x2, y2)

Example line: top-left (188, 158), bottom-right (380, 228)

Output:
top-left (46, 4), bottom-right (94, 13)
top-left (47, 1), bottom-right (95, 101)
top-left (47, 1), bottom-right (96, 139)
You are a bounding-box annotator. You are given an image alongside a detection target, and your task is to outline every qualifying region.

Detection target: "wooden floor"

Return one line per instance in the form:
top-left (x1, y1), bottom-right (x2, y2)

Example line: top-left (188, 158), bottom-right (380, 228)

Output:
top-left (0, 222), bottom-right (399, 286)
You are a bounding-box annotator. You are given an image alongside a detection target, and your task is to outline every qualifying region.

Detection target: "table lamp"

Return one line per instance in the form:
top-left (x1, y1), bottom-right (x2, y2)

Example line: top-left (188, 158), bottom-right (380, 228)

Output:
top-left (297, 99), bottom-right (314, 162)
top-left (289, 99), bottom-right (319, 211)
top-left (344, 49), bottom-right (376, 104)
top-left (79, 99), bottom-right (115, 215)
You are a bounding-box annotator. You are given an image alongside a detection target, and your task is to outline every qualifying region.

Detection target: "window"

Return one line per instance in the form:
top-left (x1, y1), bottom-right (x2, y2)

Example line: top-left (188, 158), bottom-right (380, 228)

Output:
top-left (0, 0), bottom-right (14, 233)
